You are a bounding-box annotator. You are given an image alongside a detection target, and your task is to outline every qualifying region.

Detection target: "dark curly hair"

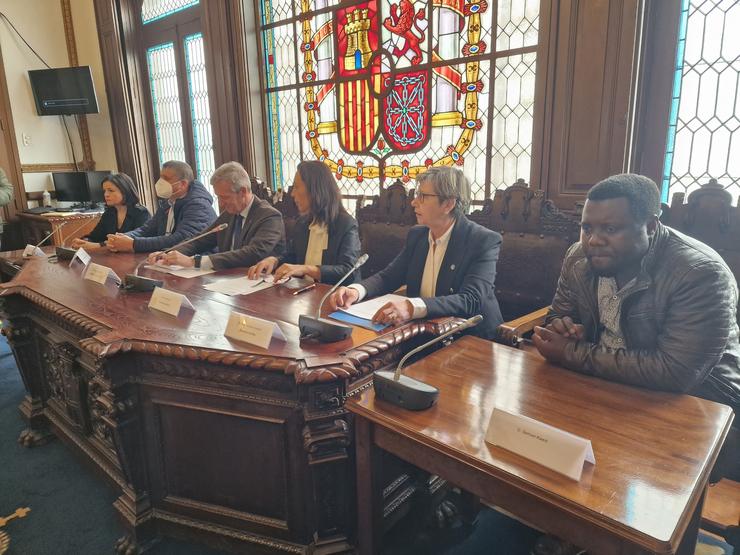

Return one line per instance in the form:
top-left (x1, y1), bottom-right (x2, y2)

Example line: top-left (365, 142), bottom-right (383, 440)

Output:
top-left (587, 173), bottom-right (661, 224)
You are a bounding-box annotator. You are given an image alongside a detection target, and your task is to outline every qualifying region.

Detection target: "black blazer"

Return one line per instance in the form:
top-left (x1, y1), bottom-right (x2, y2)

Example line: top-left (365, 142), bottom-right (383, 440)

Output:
top-left (86, 205), bottom-right (151, 245)
top-left (359, 216), bottom-right (503, 340)
top-left (279, 211), bottom-right (361, 285)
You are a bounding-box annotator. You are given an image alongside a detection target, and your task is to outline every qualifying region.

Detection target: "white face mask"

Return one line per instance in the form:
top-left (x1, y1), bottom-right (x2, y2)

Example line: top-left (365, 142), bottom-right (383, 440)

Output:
top-left (155, 178), bottom-right (174, 199)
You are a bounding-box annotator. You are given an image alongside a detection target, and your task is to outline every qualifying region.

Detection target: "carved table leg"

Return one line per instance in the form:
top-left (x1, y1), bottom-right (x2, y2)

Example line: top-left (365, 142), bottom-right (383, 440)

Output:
top-left (113, 487), bottom-right (158, 554)
top-left (17, 427), bottom-right (54, 447)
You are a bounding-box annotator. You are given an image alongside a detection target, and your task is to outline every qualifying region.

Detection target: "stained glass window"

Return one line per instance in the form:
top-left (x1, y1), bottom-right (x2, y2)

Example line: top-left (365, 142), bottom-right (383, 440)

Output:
top-left (185, 33), bottom-right (216, 187)
top-left (663, 0), bottom-right (740, 202)
top-left (259, 0), bottom-right (540, 201)
top-left (142, 0), bottom-right (199, 24)
top-left (147, 43), bottom-right (186, 164)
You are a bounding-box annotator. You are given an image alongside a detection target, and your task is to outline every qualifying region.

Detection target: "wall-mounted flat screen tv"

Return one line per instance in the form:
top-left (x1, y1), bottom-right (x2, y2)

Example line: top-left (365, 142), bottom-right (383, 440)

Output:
top-left (28, 66), bottom-right (99, 116)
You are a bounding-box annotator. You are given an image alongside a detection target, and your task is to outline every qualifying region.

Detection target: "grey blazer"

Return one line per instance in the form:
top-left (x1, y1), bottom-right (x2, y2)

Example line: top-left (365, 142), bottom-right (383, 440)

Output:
top-left (179, 197), bottom-right (285, 270)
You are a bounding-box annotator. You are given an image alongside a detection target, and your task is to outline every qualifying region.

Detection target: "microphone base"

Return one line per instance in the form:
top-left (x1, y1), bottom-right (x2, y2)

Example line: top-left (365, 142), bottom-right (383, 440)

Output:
top-left (55, 246), bottom-right (77, 261)
top-left (122, 274), bottom-right (163, 292)
top-left (298, 315), bottom-right (352, 343)
top-left (373, 370), bottom-right (439, 411)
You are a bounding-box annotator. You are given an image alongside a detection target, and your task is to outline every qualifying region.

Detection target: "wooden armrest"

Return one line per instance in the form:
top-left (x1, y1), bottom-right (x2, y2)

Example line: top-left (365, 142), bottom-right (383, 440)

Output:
top-left (495, 306), bottom-right (549, 347)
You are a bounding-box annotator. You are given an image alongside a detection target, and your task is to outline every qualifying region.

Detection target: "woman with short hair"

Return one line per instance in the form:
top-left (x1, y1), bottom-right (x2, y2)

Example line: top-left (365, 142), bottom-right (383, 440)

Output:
top-left (248, 160), bottom-right (361, 284)
top-left (71, 173), bottom-right (150, 250)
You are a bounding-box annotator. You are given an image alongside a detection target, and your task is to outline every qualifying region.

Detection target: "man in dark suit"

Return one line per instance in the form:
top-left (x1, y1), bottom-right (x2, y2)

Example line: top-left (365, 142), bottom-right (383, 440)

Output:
top-left (328, 166), bottom-right (503, 340)
top-left (149, 161), bottom-right (284, 270)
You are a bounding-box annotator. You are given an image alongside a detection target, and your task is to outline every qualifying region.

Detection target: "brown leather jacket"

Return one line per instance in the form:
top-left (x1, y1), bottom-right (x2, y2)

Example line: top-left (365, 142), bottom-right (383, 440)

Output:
top-left (548, 223), bottom-right (740, 413)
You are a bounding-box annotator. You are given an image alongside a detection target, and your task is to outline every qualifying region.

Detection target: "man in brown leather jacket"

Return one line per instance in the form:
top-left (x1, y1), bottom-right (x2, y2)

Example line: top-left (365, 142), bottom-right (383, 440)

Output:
top-left (531, 173), bottom-right (739, 555)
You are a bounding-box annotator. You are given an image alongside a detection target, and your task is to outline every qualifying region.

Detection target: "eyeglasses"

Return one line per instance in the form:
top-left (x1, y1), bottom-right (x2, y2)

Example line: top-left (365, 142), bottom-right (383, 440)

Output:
top-left (415, 192), bottom-right (440, 204)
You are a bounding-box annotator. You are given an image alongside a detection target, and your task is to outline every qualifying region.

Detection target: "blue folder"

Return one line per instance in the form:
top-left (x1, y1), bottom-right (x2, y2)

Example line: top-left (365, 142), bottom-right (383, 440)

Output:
top-left (328, 311), bottom-right (389, 332)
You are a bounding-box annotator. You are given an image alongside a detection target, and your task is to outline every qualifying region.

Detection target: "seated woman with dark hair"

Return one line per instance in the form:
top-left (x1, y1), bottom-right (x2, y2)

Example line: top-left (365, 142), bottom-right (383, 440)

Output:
top-left (71, 173), bottom-right (150, 251)
top-left (247, 160), bottom-right (361, 285)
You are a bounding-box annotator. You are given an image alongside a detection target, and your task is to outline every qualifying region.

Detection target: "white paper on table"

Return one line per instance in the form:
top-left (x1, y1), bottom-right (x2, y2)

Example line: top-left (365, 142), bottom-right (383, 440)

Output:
top-left (224, 311), bottom-right (287, 349)
top-left (144, 263), bottom-right (215, 278)
top-left (203, 276), bottom-right (276, 296)
top-left (339, 294), bottom-right (408, 320)
top-left (148, 286), bottom-right (196, 316)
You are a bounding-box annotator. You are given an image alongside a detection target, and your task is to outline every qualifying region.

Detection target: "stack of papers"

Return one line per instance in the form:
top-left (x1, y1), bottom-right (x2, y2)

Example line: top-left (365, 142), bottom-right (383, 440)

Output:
top-left (327, 293), bottom-right (407, 332)
top-left (202, 276), bottom-right (276, 296)
top-left (144, 263), bottom-right (215, 279)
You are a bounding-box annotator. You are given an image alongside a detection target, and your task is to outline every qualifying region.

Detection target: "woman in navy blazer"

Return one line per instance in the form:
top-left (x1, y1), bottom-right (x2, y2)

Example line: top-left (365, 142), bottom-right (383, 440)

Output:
top-left (71, 173), bottom-right (150, 250)
top-left (248, 161), bottom-right (361, 285)
top-left (328, 166), bottom-right (503, 340)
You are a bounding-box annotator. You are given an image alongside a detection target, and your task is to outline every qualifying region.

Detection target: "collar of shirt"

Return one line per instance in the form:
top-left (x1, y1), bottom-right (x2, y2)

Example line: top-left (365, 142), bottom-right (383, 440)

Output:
top-left (427, 220), bottom-right (455, 250)
top-left (238, 197), bottom-right (254, 221)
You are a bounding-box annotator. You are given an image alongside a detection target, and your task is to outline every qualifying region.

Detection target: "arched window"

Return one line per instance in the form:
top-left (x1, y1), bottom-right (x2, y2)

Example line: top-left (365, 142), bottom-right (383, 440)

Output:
top-left (258, 0), bottom-right (540, 202)
top-left (141, 0), bottom-right (216, 195)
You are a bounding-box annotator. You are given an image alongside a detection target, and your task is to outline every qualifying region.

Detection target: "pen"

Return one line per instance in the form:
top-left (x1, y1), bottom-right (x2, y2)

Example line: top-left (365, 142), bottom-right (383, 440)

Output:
top-left (292, 283), bottom-right (316, 295)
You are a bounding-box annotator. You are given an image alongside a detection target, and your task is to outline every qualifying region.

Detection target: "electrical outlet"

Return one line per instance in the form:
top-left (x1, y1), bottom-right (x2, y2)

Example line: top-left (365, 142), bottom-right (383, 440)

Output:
top-left (22, 133), bottom-right (31, 146)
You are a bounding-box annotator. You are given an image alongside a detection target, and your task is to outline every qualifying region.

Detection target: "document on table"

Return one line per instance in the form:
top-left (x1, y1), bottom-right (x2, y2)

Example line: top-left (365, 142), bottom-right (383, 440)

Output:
top-left (144, 263), bottom-right (215, 278)
top-left (339, 294), bottom-right (408, 320)
top-left (202, 276), bottom-right (276, 296)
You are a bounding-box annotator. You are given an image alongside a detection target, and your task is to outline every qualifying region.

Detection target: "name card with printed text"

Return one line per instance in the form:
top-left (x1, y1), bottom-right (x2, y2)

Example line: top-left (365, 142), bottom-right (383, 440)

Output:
top-left (148, 286), bottom-right (195, 317)
top-left (485, 408), bottom-right (595, 481)
top-left (224, 311), bottom-right (286, 349)
top-left (84, 262), bottom-right (122, 285)
top-left (72, 247), bottom-right (91, 267)
top-left (23, 244), bottom-right (45, 258)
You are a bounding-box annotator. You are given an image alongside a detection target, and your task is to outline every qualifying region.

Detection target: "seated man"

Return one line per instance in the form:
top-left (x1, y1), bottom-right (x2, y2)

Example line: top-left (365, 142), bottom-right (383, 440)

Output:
top-left (106, 160), bottom-right (216, 253)
top-left (328, 166), bottom-right (503, 340)
top-left (533, 173), bottom-right (739, 484)
top-left (149, 161), bottom-right (284, 270)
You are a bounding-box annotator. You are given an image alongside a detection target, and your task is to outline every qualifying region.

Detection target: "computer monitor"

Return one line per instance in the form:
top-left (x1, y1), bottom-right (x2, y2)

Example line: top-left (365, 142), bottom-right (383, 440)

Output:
top-left (52, 171), bottom-right (111, 207)
top-left (52, 172), bottom-right (88, 203)
top-left (28, 66), bottom-right (99, 116)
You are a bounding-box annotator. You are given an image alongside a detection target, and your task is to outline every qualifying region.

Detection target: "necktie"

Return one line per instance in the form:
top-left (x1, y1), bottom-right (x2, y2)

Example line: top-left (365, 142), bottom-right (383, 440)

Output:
top-left (231, 214), bottom-right (243, 250)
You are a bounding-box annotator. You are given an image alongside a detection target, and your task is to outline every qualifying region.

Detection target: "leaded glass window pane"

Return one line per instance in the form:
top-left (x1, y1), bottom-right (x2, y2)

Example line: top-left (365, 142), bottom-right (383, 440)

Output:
top-left (184, 33), bottom-right (216, 191)
top-left (146, 42), bottom-right (186, 165)
top-left (142, 0), bottom-right (199, 24)
top-left (258, 0), bottom-right (540, 201)
top-left (663, 0), bottom-right (740, 202)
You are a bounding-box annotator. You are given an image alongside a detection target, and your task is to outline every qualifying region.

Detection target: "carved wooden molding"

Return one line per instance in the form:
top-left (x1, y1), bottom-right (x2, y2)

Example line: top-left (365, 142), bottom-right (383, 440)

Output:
top-left (21, 164), bottom-right (79, 173)
top-left (60, 0), bottom-right (94, 169)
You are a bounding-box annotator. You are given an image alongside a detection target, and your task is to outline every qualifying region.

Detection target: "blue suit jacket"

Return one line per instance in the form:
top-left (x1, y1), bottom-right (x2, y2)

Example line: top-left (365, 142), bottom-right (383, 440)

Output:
top-left (359, 215), bottom-right (503, 340)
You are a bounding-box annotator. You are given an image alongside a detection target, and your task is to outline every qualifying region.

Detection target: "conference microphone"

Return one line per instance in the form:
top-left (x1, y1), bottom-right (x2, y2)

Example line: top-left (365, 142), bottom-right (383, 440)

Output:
top-left (55, 219), bottom-right (99, 260)
top-left (23, 221), bottom-right (69, 258)
top-left (374, 315), bottom-right (483, 410)
top-left (122, 223), bottom-right (227, 292)
top-left (298, 253), bottom-right (369, 343)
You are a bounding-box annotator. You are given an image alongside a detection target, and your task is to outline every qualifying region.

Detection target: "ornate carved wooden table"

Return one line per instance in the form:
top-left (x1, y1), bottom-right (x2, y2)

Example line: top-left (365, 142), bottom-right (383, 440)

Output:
top-left (0, 250), bottom-right (460, 553)
top-left (349, 336), bottom-right (735, 555)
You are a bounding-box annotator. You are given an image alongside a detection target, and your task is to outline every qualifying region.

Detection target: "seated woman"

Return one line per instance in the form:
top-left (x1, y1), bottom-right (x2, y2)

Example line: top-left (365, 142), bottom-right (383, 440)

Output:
top-left (327, 166), bottom-right (503, 340)
top-left (71, 173), bottom-right (150, 251)
top-left (248, 161), bottom-right (361, 285)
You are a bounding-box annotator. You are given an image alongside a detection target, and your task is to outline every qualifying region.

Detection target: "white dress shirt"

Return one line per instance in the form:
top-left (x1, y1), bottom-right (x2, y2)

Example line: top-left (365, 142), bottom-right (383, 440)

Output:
top-left (304, 221), bottom-right (329, 267)
top-left (200, 199), bottom-right (253, 271)
top-left (349, 221), bottom-right (455, 319)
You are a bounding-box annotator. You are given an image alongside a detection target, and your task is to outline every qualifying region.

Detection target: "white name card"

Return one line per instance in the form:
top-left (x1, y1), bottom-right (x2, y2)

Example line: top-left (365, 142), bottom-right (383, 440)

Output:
top-left (224, 311), bottom-right (286, 349)
top-left (84, 262), bottom-right (122, 285)
top-left (148, 286), bottom-right (195, 317)
top-left (72, 247), bottom-right (91, 267)
top-left (22, 244), bottom-right (45, 258)
top-left (485, 407), bottom-right (595, 481)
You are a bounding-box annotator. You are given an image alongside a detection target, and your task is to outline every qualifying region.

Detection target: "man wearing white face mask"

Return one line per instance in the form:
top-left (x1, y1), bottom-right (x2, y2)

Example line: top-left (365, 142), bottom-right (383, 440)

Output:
top-left (106, 160), bottom-right (216, 253)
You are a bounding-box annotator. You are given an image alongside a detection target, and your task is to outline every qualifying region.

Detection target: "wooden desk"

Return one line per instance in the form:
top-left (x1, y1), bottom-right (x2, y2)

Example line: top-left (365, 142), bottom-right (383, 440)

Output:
top-left (0, 251), bottom-right (461, 553)
top-left (349, 336), bottom-right (735, 555)
top-left (17, 211), bottom-right (102, 246)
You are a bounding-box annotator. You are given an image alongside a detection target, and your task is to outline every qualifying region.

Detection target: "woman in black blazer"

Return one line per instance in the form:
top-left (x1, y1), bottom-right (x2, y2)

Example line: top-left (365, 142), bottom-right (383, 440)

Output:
top-left (248, 161), bottom-right (361, 285)
top-left (71, 173), bottom-right (150, 250)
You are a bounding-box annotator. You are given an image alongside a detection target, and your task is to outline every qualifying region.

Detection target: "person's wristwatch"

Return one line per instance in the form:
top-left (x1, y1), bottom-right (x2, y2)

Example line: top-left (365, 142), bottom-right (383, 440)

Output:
top-left (193, 254), bottom-right (202, 269)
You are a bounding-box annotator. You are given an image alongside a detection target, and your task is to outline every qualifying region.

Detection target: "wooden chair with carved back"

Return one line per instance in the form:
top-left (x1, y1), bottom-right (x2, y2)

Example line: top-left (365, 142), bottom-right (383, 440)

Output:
top-left (273, 186), bottom-right (300, 241)
top-left (660, 178), bottom-right (740, 542)
top-left (250, 176), bottom-right (272, 204)
top-left (469, 179), bottom-right (581, 346)
top-left (356, 180), bottom-right (417, 278)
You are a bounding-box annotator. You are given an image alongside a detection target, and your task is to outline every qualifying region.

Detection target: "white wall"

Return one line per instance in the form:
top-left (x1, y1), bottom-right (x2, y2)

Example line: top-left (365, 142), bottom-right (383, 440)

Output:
top-left (0, 0), bottom-right (117, 197)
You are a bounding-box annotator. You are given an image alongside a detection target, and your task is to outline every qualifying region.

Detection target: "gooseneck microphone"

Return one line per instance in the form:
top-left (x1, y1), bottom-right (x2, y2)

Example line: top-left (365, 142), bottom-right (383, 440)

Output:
top-left (23, 221), bottom-right (69, 258)
top-left (298, 253), bottom-right (369, 342)
top-left (54, 219), bottom-right (100, 260)
top-left (373, 315), bottom-right (483, 410)
top-left (122, 223), bottom-right (228, 292)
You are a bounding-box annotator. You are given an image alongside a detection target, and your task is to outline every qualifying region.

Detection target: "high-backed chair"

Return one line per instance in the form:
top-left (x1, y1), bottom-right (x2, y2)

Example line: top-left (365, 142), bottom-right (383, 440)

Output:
top-left (661, 178), bottom-right (740, 297)
top-left (250, 176), bottom-right (272, 203)
top-left (356, 180), bottom-right (416, 278)
top-left (274, 186), bottom-right (300, 240)
top-left (468, 179), bottom-right (581, 344)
